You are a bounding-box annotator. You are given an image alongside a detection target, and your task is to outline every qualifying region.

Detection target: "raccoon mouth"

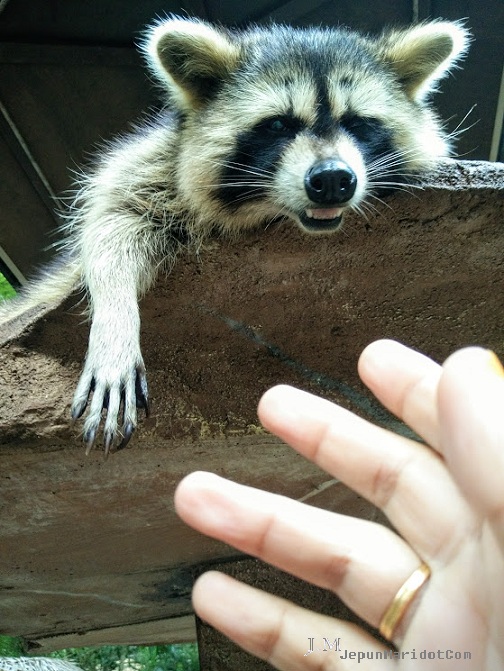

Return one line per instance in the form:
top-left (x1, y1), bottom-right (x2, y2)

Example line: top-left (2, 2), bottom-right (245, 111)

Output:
top-left (299, 207), bottom-right (345, 232)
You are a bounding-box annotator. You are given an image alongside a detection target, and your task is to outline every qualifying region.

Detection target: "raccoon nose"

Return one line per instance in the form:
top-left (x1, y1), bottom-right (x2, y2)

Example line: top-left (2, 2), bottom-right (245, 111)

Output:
top-left (304, 159), bottom-right (357, 204)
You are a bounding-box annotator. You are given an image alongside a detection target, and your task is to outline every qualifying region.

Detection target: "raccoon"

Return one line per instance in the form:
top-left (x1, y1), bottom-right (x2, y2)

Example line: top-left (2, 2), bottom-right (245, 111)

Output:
top-left (0, 17), bottom-right (469, 454)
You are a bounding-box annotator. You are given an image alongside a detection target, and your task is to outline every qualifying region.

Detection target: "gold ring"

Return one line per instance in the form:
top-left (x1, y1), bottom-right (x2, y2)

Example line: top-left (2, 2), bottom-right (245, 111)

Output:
top-left (379, 562), bottom-right (431, 641)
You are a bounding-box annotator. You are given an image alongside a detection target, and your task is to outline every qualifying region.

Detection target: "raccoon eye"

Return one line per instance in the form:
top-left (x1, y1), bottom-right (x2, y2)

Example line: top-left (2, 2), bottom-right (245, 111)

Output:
top-left (341, 115), bottom-right (368, 131)
top-left (263, 116), bottom-right (300, 135)
top-left (268, 118), bottom-right (289, 133)
top-left (340, 114), bottom-right (381, 142)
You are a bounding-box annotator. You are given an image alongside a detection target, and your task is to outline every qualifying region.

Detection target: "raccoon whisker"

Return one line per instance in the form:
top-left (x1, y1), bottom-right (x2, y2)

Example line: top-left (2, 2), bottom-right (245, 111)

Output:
top-left (203, 158), bottom-right (276, 179)
top-left (368, 180), bottom-right (424, 191)
top-left (449, 146), bottom-right (479, 159)
top-left (367, 162), bottom-right (412, 180)
top-left (367, 162), bottom-right (428, 182)
top-left (446, 120), bottom-right (479, 141)
top-left (352, 203), bottom-right (372, 220)
top-left (367, 172), bottom-right (419, 185)
top-left (195, 181), bottom-right (270, 194)
top-left (366, 148), bottom-right (415, 166)
top-left (222, 185), bottom-right (274, 194)
top-left (367, 153), bottom-right (405, 170)
top-left (217, 174), bottom-right (272, 182)
top-left (443, 123), bottom-right (480, 160)
top-left (197, 159), bottom-right (275, 181)
top-left (218, 172), bottom-right (274, 184)
top-left (363, 195), bottom-right (395, 214)
top-left (376, 177), bottom-right (425, 189)
top-left (358, 208), bottom-right (378, 225)
top-left (445, 104), bottom-right (478, 140)
top-left (367, 186), bottom-right (421, 208)
top-left (264, 206), bottom-right (291, 230)
top-left (357, 199), bottom-right (381, 216)
top-left (366, 153), bottom-right (421, 175)
top-left (217, 152), bottom-right (277, 170)
top-left (220, 166), bottom-right (275, 179)
top-left (368, 186), bottom-right (421, 203)
top-left (369, 191), bottom-right (394, 205)
top-left (367, 147), bottom-right (428, 171)
top-left (227, 191), bottom-right (269, 205)
top-left (393, 181), bottom-right (424, 190)
top-left (394, 145), bottom-right (433, 160)
top-left (209, 182), bottom-right (271, 188)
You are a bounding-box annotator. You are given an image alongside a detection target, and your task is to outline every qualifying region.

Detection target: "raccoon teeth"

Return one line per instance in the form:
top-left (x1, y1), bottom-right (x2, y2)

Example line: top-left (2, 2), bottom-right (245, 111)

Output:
top-left (305, 207), bottom-right (344, 220)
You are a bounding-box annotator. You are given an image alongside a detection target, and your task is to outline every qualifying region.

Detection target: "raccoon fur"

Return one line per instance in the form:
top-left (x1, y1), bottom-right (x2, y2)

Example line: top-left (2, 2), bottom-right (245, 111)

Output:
top-left (0, 17), bottom-right (469, 454)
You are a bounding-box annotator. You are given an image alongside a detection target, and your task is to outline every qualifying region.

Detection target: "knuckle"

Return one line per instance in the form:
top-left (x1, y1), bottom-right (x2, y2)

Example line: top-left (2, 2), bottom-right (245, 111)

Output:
top-left (323, 552), bottom-right (352, 593)
top-left (263, 605), bottom-right (286, 664)
top-left (371, 459), bottom-right (403, 508)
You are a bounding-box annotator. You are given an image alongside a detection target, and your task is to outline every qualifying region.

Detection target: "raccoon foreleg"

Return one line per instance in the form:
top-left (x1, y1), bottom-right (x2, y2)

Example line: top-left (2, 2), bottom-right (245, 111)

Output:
top-left (70, 212), bottom-right (164, 454)
top-left (71, 287), bottom-right (147, 455)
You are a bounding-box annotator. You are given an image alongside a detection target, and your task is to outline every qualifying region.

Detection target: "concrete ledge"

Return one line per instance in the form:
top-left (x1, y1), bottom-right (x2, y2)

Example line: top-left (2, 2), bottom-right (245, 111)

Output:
top-left (1, 159), bottom-right (503, 652)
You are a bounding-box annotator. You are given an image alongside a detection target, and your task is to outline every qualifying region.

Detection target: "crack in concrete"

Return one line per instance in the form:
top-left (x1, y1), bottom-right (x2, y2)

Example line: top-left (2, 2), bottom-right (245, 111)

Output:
top-left (298, 478), bottom-right (339, 502)
top-left (203, 307), bottom-right (420, 442)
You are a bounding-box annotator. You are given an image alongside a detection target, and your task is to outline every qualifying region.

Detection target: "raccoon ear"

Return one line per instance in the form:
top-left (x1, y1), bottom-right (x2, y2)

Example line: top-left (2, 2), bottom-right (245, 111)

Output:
top-left (143, 17), bottom-right (240, 110)
top-left (376, 21), bottom-right (470, 101)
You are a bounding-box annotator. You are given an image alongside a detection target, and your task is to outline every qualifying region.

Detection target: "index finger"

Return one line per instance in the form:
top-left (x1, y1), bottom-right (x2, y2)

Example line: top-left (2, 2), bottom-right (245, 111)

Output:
top-left (257, 383), bottom-right (469, 560)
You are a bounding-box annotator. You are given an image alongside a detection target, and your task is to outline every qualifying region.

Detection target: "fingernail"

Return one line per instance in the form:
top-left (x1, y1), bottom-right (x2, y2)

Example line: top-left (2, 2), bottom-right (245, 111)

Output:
top-left (487, 350), bottom-right (504, 377)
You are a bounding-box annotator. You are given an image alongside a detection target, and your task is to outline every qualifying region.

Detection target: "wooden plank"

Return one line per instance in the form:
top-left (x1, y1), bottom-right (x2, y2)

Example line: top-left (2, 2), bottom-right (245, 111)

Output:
top-left (32, 616), bottom-right (197, 652)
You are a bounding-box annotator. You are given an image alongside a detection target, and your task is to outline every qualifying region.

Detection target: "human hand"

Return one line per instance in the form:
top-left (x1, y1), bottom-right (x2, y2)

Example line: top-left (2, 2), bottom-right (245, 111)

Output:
top-left (175, 340), bottom-right (504, 669)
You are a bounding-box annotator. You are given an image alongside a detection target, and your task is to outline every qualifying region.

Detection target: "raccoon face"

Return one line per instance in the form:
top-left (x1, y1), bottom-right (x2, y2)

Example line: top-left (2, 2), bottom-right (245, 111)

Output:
top-left (214, 93), bottom-right (396, 233)
top-left (215, 109), bottom-right (368, 233)
top-left (144, 17), bottom-right (469, 234)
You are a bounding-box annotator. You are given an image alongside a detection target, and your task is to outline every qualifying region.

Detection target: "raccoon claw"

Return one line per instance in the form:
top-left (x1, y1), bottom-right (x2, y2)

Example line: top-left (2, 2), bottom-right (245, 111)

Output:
top-left (71, 399), bottom-right (88, 421)
top-left (95, 423), bottom-right (134, 457)
top-left (135, 367), bottom-right (150, 416)
top-left (84, 427), bottom-right (97, 456)
top-left (117, 422), bottom-right (135, 450)
top-left (72, 358), bottom-right (149, 454)
top-left (103, 430), bottom-right (114, 457)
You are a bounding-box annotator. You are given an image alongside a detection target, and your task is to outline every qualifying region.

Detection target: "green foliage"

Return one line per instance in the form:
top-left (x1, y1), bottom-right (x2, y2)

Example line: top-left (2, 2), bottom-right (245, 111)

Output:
top-left (0, 638), bottom-right (199, 671)
top-left (51, 644), bottom-right (199, 671)
top-left (0, 635), bottom-right (26, 656)
top-left (0, 272), bottom-right (16, 300)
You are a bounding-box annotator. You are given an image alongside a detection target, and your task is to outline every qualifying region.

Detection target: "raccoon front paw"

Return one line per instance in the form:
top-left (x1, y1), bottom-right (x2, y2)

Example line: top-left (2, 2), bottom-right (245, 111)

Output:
top-left (71, 359), bottom-right (149, 455)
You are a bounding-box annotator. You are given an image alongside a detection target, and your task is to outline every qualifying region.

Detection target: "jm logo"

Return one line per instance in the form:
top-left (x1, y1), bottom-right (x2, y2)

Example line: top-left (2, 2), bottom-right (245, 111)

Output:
top-left (304, 637), bottom-right (342, 656)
